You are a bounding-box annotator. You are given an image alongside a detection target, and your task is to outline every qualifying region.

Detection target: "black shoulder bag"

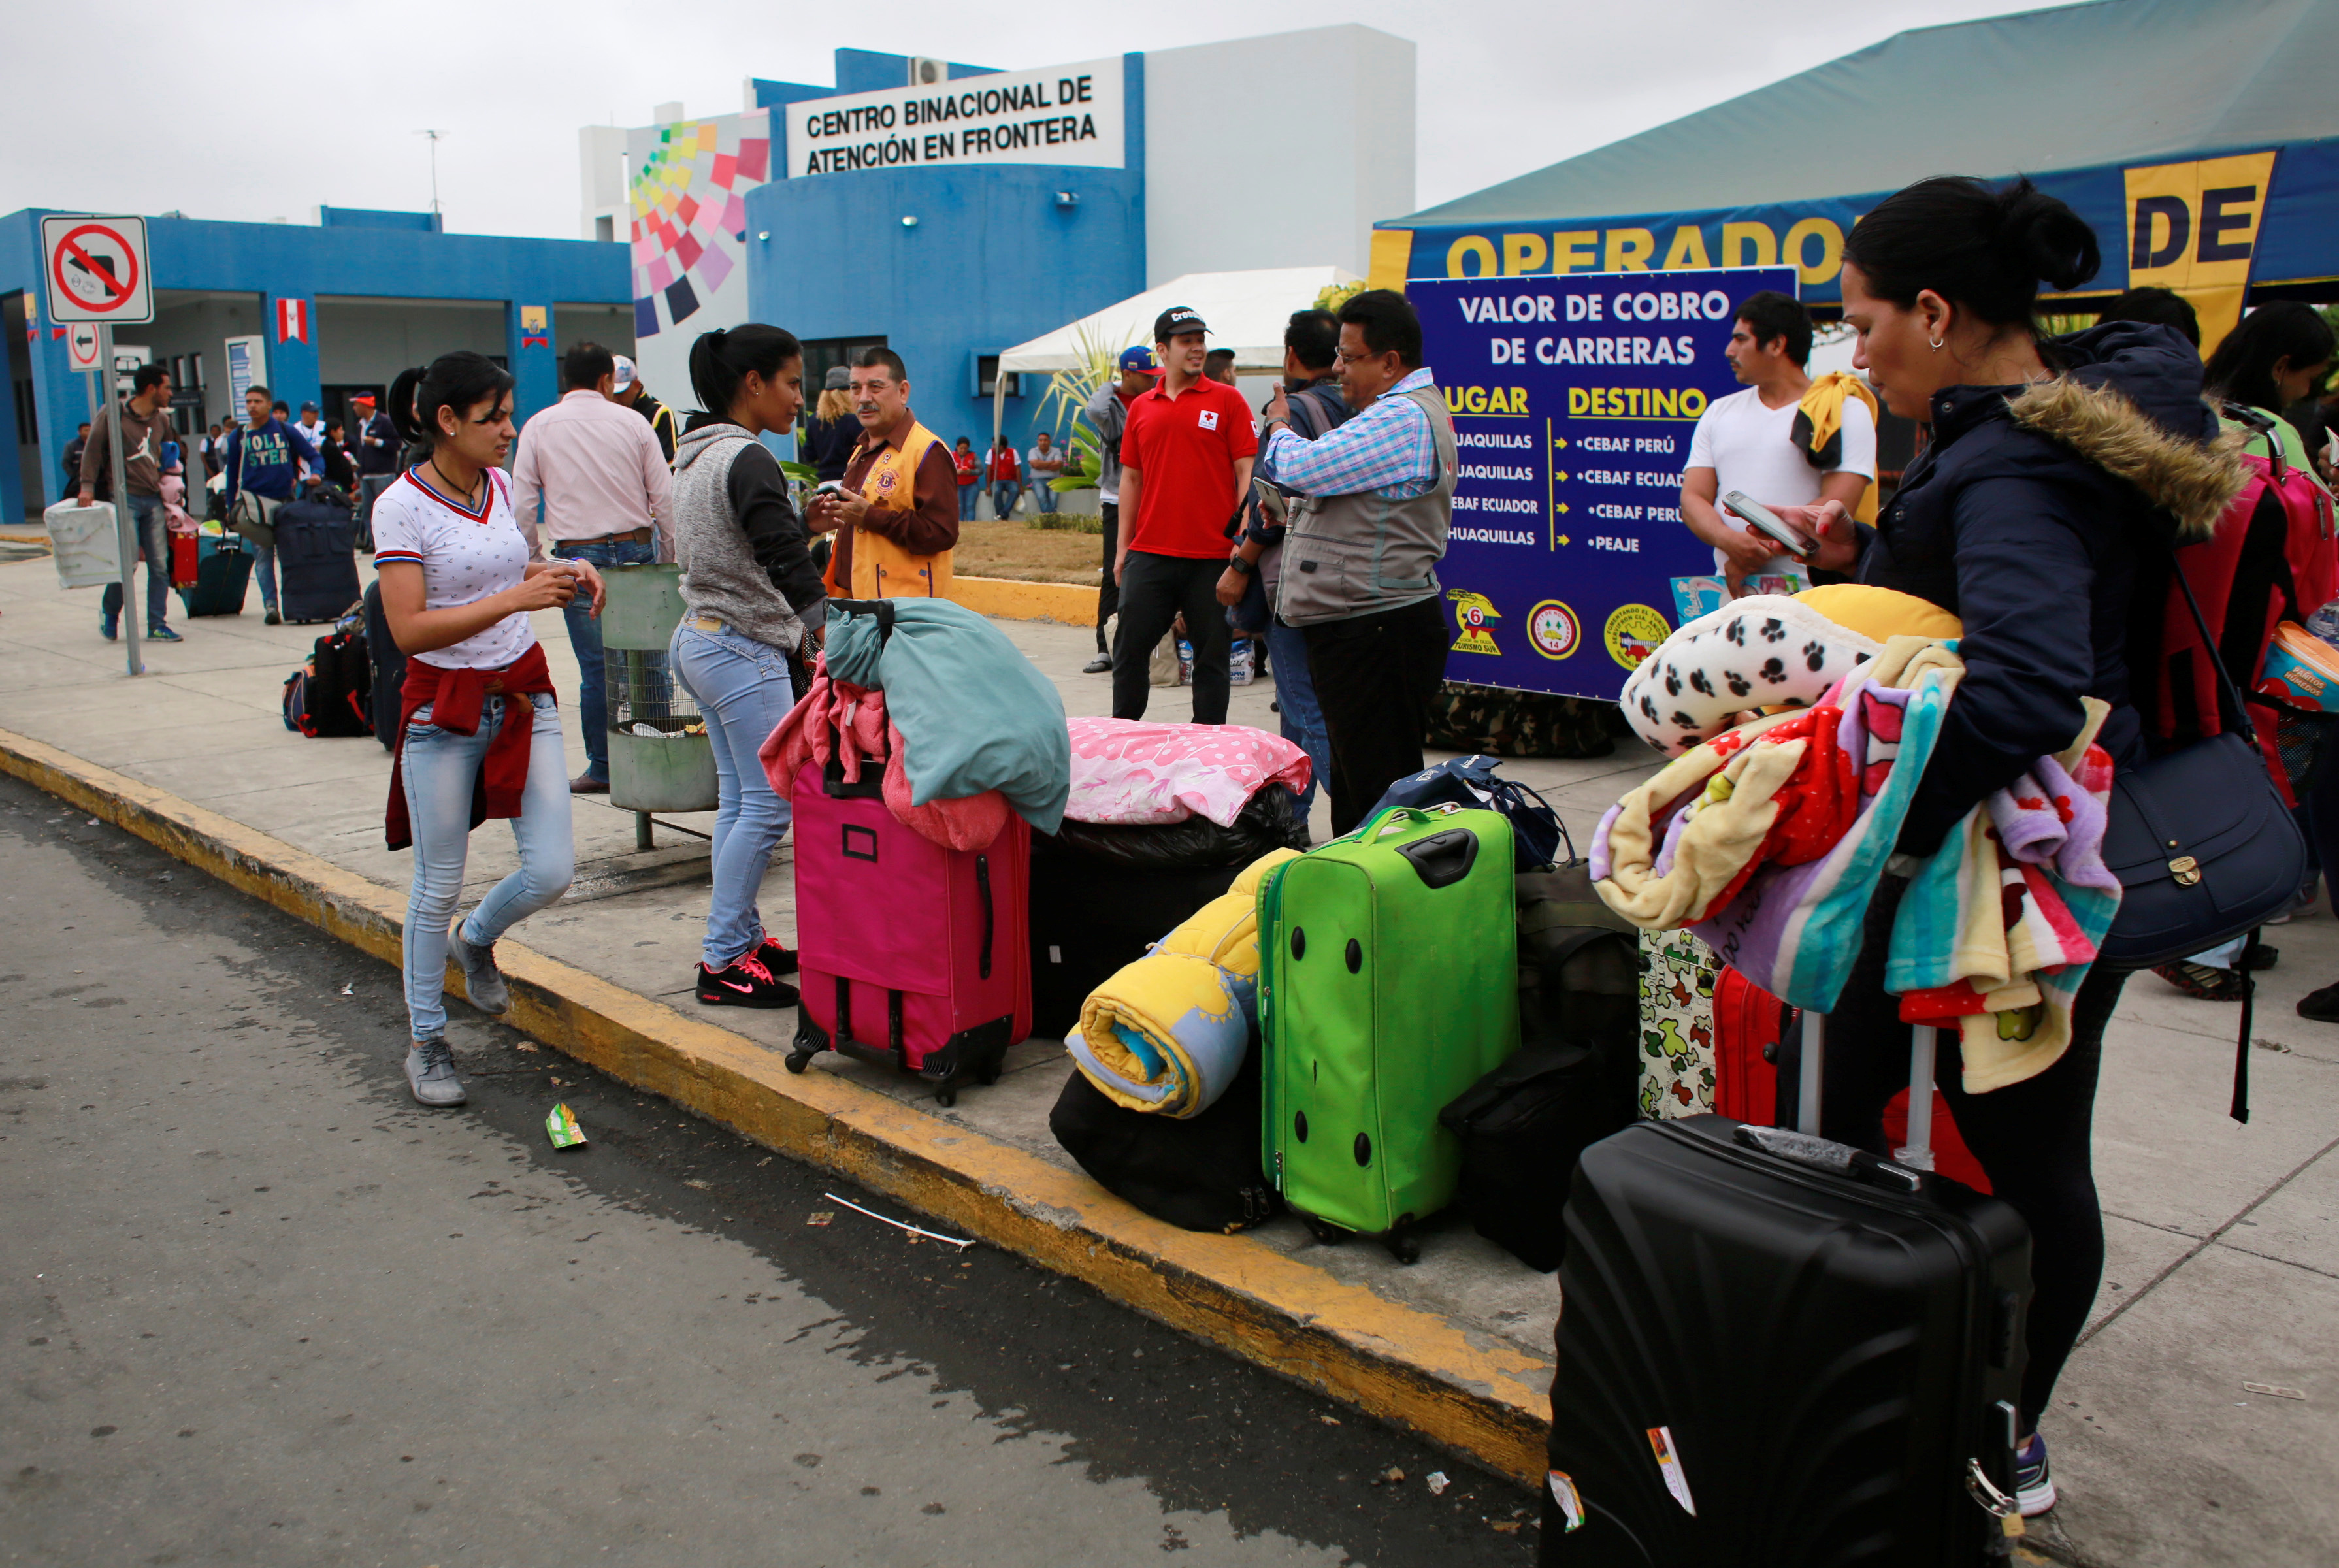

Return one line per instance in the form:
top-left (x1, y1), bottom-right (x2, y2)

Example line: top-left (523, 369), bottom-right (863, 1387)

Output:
top-left (2098, 535), bottom-right (2308, 1120)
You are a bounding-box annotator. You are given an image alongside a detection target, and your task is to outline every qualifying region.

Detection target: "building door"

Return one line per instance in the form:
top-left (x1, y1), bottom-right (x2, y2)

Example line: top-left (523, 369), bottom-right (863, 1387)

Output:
top-left (798, 337), bottom-right (888, 399)
top-left (4, 292), bottom-right (43, 521)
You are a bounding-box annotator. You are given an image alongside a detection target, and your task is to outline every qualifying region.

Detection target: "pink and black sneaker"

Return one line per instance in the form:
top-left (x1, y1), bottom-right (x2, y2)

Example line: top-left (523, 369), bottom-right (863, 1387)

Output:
top-left (696, 950), bottom-right (799, 1009)
top-left (753, 932), bottom-right (800, 977)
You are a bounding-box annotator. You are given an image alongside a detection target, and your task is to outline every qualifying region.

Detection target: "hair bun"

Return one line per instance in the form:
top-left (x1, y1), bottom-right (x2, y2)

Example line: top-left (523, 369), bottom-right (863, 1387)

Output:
top-left (1995, 178), bottom-right (2101, 295)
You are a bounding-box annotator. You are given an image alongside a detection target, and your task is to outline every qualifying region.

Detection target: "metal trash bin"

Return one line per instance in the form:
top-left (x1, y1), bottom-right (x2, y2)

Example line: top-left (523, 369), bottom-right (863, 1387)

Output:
top-left (600, 563), bottom-right (717, 846)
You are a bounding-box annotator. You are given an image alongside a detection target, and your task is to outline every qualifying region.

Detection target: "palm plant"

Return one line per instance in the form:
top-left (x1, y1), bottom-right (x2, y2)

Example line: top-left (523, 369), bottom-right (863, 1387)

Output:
top-left (1038, 322), bottom-right (1135, 492)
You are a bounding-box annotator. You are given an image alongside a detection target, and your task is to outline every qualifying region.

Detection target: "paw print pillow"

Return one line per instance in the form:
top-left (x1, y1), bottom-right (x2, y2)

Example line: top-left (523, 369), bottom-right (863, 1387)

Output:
top-left (1622, 595), bottom-right (1883, 758)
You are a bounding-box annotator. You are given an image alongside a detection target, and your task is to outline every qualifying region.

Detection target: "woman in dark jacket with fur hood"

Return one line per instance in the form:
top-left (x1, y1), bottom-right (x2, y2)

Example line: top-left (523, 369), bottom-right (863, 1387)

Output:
top-left (1782, 176), bottom-right (2247, 1517)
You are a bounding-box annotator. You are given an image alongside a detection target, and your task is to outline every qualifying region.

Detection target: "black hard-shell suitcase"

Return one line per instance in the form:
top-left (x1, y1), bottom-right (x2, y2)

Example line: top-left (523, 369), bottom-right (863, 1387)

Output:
top-left (180, 532), bottom-right (252, 617)
top-left (363, 580), bottom-right (406, 751)
top-left (1541, 1020), bottom-right (2031, 1565)
top-left (275, 496), bottom-right (362, 624)
top-left (1049, 1046), bottom-right (1279, 1233)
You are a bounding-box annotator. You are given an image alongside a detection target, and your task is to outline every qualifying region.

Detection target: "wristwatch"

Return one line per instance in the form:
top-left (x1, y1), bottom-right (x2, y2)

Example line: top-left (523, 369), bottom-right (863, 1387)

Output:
top-left (1226, 554), bottom-right (1256, 576)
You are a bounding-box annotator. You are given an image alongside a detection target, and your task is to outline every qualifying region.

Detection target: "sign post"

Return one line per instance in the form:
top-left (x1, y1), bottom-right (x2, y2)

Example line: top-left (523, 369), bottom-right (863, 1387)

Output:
top-left (43, 215), bottom-right (154, 677)
top-left (1411, 267), bottom-right (1797, 701)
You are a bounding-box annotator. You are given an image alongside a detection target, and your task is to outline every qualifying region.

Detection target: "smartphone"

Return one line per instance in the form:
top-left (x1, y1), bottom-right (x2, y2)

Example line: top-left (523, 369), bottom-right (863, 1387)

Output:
top-left (813, 480), bottom-right (845, 496)
top-left (1720, 490), bottom-right (1815, 558)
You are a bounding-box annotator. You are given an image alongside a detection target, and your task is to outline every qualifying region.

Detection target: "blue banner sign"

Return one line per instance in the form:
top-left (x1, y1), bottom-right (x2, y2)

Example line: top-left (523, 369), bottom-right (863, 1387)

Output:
top-left (1418, 266), bottom-right (1797, 700)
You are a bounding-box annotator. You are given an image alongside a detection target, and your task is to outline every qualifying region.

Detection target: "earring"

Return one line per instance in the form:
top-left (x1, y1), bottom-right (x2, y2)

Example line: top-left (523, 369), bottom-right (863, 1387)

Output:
top-left (1929, 337), bottom-right (1945, 351)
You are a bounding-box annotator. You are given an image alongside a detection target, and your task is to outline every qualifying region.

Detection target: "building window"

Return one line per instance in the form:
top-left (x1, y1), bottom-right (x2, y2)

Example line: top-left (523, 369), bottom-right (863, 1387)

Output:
top-left (975, 355), bottom-right (1019, 399)
top-left (595, 216), bottom-right (615, 242)
top-left (798, 337), bottom-right (889, 397)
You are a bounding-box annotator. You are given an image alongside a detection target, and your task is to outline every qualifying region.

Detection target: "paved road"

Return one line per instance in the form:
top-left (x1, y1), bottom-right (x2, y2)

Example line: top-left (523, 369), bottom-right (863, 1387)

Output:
top-left (0, 772), bottom-right (1536, 1567)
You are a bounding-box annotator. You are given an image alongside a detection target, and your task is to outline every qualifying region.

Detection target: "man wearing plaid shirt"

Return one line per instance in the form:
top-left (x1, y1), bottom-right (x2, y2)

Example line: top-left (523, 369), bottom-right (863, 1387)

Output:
top-left (1256, 289), bottom-right (1458, 834)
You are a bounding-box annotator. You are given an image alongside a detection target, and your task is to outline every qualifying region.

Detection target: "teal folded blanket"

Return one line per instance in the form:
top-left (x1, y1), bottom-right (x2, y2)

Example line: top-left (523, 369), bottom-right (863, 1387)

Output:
top-left (825, 598), bottom-right (1071, 833)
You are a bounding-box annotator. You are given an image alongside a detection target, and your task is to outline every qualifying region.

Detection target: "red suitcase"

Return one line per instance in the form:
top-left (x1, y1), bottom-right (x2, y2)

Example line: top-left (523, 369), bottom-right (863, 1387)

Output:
top-left (1716, 965), bottom-right (1991, 1191)
top-left (1711, 965), bottom-right (1786, 1126)
top-left (782, 757), bottom-right (1032, 1105)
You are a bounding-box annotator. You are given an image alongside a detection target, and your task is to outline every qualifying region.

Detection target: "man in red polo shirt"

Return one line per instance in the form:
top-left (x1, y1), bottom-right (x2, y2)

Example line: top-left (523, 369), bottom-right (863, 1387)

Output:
top-left (1111, 306), bottom-right (1258, 723)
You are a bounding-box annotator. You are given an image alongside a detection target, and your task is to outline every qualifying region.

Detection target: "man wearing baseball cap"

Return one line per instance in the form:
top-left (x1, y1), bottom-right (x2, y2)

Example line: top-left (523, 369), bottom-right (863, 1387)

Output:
top-left (1079, 345), bottom-right (1160, 672)
top-left (1110, 307), bottom-right (1256, 723)
top-left (610, 354), bottom-right (678, 464)
top-left (352, 393), bottom-right (401, 549)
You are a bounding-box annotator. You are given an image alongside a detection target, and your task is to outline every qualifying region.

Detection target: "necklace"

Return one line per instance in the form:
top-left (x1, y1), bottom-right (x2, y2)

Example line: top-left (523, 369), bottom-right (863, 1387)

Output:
top-left (427, 456), bottom-right (482, 510)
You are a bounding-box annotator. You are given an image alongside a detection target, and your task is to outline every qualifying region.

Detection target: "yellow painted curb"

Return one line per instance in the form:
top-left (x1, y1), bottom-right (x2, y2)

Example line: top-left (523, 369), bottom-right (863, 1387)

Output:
top-left (947, 574), bottom-right (1099, 625)
top-left (0, 725), bottom-right (1549, 1486)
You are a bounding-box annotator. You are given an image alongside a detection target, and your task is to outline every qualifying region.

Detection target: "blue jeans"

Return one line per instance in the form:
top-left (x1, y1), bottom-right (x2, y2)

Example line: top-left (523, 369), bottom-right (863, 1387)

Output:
top-left (254, 542), bottom-right (278, 612)
top-left (1034, 478), bottom-right (1060, 514)
top-left (957, 483), bottom-right (977, 521)
top-left (992, 482), bottom-right (1019, 519)
top-left (99, 495), bottom-right (169, 630)
top-left (399, 692), bottom-right (574, 1039)
top-left (553, 537), bottom-right (657, 781)
top-left (672, 623), bottom-right (797, 969)
top-left (1266, 614), bottom-right (1328, 828)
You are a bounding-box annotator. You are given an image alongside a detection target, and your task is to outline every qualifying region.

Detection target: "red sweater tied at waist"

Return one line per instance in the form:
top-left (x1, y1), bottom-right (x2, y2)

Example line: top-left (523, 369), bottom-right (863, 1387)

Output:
top-left (384, 643), bottom-right (556, 851)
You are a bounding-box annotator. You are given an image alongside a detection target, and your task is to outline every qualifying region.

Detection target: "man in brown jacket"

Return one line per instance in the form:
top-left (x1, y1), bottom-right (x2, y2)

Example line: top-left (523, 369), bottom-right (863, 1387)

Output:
top-left (79, 363), bottom-right (182, 643)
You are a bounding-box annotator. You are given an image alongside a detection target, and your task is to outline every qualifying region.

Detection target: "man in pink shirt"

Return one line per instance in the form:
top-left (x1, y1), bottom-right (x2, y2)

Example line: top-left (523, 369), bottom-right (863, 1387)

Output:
top-left (513, 340), bottom-right (676, 793)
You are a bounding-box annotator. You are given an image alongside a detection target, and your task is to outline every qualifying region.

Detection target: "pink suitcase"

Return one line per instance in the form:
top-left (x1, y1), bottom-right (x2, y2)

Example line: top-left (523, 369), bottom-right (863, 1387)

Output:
top-left (783, 758), bottom-right (1032, 1105)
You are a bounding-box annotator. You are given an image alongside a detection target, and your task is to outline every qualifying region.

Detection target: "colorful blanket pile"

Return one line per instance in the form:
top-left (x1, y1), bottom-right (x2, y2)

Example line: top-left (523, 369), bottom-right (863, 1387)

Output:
top-left (1886, 700), bottom-right (2122, 1092)
top-left (1066, 718), bottom-right (1311, 826)
top-left (1595, 637), bottom-right (1965, 1012)
top-left (1065, 849), bottom-right (1301, 1117)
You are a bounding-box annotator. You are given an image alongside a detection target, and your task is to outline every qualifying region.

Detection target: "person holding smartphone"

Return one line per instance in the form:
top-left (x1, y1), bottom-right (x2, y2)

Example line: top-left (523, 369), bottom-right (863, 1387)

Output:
top-left (1680, 291), bottom-right (1874, 596)
top-left (376, 351), bottom-right (603, 1109)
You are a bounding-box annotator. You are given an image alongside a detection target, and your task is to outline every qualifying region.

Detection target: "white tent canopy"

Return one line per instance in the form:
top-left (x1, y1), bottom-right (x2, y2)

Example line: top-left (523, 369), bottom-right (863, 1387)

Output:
top-left (995, 266), bottom-right (1361, 376)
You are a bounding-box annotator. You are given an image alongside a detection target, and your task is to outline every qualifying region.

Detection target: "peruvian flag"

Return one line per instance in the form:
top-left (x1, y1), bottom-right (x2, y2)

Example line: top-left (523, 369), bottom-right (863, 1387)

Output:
top-left (276, 297), bottom-right (310, 344)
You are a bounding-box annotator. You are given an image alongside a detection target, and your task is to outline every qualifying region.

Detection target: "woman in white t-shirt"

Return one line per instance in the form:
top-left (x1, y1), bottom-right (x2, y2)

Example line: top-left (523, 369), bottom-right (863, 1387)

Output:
top-left (374, 351), bottom-right (604, 1108)
top-left (1679, 291), bottom-right (1877, 595)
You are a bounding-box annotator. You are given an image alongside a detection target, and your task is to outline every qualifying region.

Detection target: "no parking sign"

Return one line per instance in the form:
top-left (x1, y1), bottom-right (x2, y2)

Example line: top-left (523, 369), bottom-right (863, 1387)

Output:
top-left (41, 215), bottom-right (152, 325)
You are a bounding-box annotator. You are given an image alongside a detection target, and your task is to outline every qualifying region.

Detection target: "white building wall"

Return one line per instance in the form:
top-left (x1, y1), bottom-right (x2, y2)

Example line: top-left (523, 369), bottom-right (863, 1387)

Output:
top-left (1142, 26), bottom-right (1415, 287)
top-left (580, 125), bottom-right (629, 242)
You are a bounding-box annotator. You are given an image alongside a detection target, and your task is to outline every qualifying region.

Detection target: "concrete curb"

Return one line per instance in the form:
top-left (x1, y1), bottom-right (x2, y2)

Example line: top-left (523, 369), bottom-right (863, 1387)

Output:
top-left (0, 725), bottom-right (1548, 1488)
top-left (947, 574), bottom-right (1099, 625)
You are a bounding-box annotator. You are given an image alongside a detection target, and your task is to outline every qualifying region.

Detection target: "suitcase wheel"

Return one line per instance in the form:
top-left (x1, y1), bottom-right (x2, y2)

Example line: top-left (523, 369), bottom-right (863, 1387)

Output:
top-left (1383, 1228), bottom-right (1421, 1266)
top-left (935, 1086), bottom-right (958, 1108)
top-left (976, 1060), bottom-right (1002, 1086)
top-left (784, 1049), bottom-right (813, 1075)
top-left (1303, 1216), bottom-right (1349, 1247)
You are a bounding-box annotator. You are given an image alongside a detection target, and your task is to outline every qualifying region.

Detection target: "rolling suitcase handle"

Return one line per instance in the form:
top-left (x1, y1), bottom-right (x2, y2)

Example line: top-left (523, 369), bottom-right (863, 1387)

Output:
top-left (1754, 1010), bottom-right (2024, 1529)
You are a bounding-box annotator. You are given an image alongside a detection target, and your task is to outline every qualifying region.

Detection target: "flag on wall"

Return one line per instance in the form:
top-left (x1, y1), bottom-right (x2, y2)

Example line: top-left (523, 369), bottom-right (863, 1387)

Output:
top-left (275, 298), bottom-right (310, 344)
top-left (519, 304), bottom-right (549, 348)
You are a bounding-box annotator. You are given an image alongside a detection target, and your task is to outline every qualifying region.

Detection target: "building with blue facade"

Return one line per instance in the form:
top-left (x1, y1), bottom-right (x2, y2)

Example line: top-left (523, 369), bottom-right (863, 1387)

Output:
top-left (2, 206), bottom-right (628, 521)
top-left (585, 29), bottom-right (1413, 466)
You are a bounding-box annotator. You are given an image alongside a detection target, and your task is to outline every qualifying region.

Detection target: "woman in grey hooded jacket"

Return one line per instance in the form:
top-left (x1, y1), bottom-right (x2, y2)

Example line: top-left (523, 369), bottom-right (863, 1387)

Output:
top-left (669, 325), bottom-right (826, 1009)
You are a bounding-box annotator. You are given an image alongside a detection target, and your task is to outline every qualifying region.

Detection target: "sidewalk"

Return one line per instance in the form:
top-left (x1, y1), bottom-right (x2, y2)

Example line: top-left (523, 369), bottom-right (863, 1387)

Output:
top-left (3, 545), bottom-right (2334, 1563)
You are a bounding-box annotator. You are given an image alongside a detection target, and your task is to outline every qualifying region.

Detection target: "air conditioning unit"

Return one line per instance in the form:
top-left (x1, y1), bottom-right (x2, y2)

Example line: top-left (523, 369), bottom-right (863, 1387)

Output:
top-left (906, 57), bottom-right (945, 88)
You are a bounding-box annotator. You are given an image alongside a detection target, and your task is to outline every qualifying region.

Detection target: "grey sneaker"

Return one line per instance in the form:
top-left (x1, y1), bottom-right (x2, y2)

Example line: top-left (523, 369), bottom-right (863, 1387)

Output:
top-left (449, 919), bottom-right (510, 1014)
top-left (404, 1039), bottom-right (466, 1107)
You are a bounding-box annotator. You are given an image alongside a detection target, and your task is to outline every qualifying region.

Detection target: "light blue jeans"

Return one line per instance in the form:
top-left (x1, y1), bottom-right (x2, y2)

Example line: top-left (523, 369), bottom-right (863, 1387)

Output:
top-left (672, 622), bottom-right (797, 970)
top-left (1266, 613), bottom-right (1328, 830)
top-left (400, 692), bottom-right (574, 1039)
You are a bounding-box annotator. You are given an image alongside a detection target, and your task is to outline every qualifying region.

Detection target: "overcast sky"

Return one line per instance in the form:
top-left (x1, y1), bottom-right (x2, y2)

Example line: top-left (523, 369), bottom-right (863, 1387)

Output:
top-left (3, 0), bottom-right (2075, 240)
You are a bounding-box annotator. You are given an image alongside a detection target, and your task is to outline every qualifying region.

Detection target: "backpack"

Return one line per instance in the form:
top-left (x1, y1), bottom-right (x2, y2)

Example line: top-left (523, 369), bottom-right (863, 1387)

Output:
top-left (2148, 405), bottom-right (2337, 800)
top-left (1437, 861), bottom-right (1641, 1271)
top-left (283, 627), bottom-right (374, 738)
top-left (1369, 755), bottom-right (1566, 870)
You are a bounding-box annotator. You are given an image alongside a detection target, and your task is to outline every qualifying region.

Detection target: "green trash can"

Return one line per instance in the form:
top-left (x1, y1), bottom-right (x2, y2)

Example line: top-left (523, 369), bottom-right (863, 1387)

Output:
top-left (600, 563), bottom-right (718, 841)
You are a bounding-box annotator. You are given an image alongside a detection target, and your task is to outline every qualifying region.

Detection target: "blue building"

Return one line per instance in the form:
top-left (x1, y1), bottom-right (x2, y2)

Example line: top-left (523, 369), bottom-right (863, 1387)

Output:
top-left (582, 30), bottom-right (1414, 469)
top-left (1, 207), bottom-right (628, 521)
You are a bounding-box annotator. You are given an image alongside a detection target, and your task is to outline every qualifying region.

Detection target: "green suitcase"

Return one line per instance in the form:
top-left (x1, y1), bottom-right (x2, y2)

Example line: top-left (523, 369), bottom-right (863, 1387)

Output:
top-left (1256, 804), bottom-right (1521, 1261)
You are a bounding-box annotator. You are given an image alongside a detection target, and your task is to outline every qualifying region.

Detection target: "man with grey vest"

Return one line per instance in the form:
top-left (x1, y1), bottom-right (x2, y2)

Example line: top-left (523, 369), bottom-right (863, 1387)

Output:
top-left (1256, 289), bottom-right (1456, 835)
top-left (1079, 346), bottom-right (1160, 672)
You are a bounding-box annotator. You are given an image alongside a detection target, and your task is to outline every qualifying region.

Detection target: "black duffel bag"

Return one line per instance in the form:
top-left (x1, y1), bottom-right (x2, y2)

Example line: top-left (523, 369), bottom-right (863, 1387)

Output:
top-left (1049, 1047), bottom-right (1279, 1234)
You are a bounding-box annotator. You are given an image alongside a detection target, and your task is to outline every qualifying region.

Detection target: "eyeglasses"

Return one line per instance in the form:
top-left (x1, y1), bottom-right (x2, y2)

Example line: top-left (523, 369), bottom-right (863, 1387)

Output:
top-left (1334, 348), bottom-right (1390, 367)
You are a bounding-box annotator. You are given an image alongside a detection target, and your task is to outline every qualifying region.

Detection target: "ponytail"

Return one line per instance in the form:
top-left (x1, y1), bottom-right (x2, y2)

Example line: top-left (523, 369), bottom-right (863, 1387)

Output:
top-left (688, 324), bottom-right (804, 419)
top-left (390, 352), bottom-right (513, 451)
top-left (1842, 176), bottom-right (2102, 329)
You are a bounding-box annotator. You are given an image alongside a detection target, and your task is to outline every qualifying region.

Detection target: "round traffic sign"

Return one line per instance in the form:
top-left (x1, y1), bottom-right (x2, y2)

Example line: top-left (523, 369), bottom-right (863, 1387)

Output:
top-left (50, 223), bottom-right (140, 315)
